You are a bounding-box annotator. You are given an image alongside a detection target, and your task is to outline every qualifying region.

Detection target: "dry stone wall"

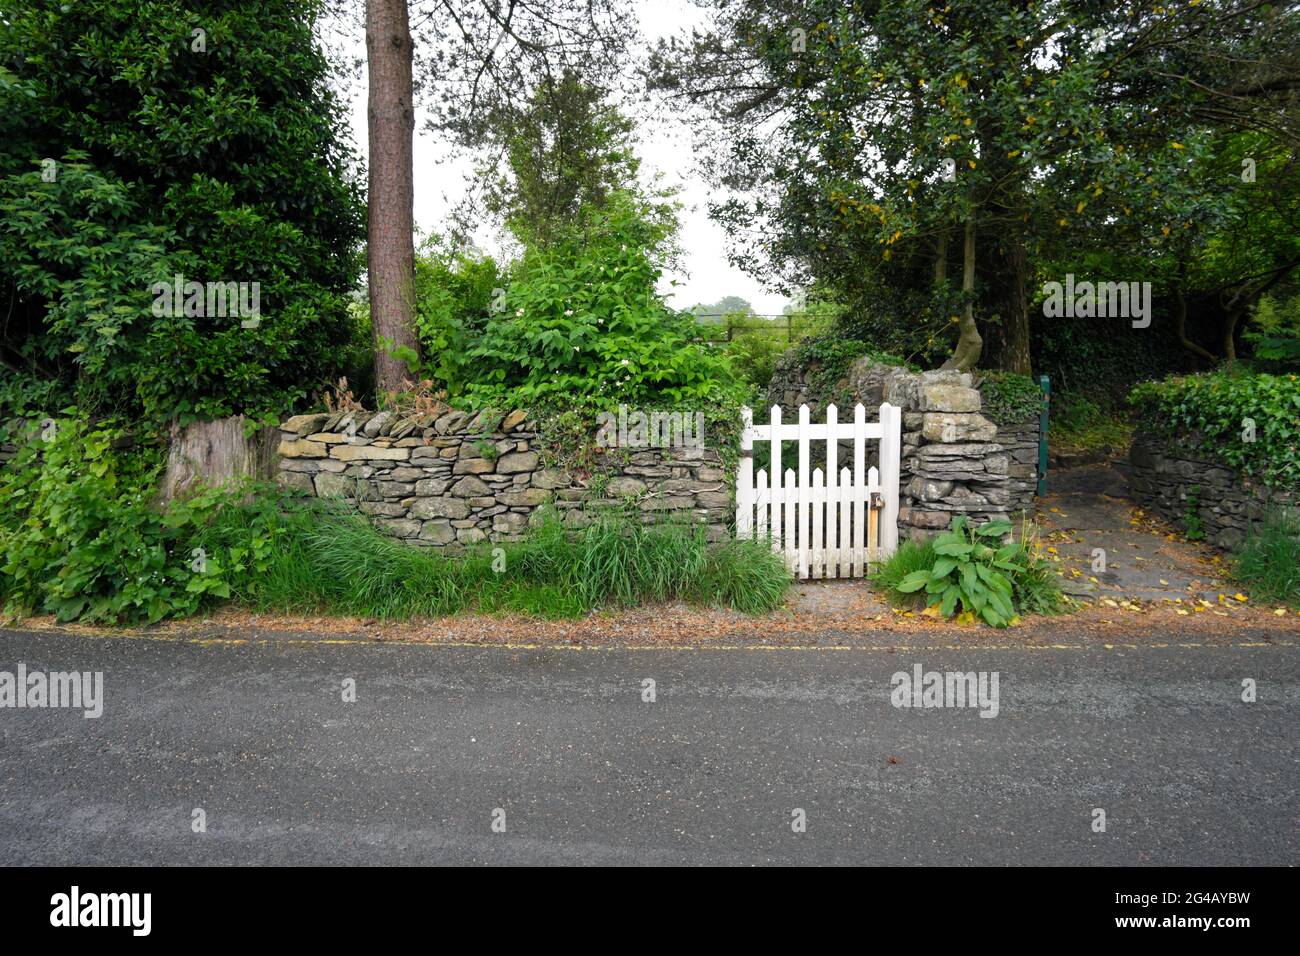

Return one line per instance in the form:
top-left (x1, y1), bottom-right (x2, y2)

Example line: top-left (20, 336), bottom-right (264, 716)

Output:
top-left (275, 409), bottom-right (731, 547)
top-left (766, 352), bottom-right (1041, 542)
top-left (1129, 433), bottom-right (1298, 550)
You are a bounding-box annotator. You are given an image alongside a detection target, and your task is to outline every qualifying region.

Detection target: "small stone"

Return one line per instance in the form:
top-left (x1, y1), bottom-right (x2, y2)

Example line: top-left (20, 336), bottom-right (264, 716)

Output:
top-left (605, 476), bottom-right (647, 498)
top-left (376, 518), bottom-right (422, 538)
top-left (451, 475), bottom-right (491, 497)
top-left (414, 478), bottom-right (450, 496)
top-left (498, 488), bottom-right (551, 507)
top-left (920, 383), bottom-right (982, 413)
top-left (532, 469), bottom-right (571, 489)
top-left (453, 457), bottom-right (494, 474)
top-left (362, 411), bottom-right (394, 437)
top-left (921, 413), bottom-right (997, 443)
top-left (283, 413), bottom-right (329, 436)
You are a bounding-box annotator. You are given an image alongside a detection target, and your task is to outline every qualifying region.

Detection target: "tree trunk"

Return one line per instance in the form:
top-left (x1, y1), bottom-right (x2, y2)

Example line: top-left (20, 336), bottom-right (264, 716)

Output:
top-left (942, 217), bottom-right (982, 371)
top-left (160, 417), bottom-right (279, 503)
top-left (934, 231), bottom-right (948, 283)
top-left (366, 0), bottom-right (420, 395)
top-left (997, 233), bottom-right (1033, 375)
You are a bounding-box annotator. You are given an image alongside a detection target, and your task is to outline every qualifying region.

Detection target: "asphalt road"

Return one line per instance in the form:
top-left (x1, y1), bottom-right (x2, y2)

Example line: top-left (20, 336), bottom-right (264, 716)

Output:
top-left (0, 627), bottom-right (1295, 865)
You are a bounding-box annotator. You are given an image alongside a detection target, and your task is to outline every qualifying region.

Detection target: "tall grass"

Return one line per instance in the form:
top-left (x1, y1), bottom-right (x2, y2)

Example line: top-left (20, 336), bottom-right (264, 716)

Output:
top-left (1234, 507), bottom-right (1300, 607)
top-left (198, 500), bottom-right (791, 619)
top-left (871, 539), bottom-right (937, 608)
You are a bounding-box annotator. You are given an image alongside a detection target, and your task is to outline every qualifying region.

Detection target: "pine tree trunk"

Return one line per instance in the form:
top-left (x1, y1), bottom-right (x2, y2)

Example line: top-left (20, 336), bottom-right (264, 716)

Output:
top-left (366, 0), bottom-right (420, 395)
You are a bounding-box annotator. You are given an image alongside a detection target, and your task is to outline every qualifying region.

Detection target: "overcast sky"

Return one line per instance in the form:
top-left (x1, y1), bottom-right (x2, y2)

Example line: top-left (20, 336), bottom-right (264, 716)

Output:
top-left (338, 0), bottom-right (791, 316)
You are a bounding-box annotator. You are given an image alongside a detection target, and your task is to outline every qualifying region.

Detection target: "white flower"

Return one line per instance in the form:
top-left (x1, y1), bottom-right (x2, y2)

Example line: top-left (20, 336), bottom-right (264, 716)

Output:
top-left (564, 309), bottom-right (574, 317)
top-left (515, 309), bottom-right (524, 317)
top-left (620, 358), bottom-right (629, 366)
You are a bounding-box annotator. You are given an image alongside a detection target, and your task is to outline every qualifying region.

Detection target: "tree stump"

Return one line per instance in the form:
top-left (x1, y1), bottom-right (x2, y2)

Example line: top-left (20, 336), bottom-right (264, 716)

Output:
top-left (160, 416), bottom-right (279, 502)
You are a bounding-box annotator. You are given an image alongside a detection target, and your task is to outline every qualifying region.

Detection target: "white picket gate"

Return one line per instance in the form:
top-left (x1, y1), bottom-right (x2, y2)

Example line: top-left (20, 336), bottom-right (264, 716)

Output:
top-left (736, 403), bottom-right (901, 578)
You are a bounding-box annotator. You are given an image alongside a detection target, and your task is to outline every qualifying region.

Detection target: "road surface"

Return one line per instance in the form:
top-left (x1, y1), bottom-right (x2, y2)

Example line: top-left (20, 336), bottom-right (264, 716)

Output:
top-left (0, 626), bottom-right (1295, 865)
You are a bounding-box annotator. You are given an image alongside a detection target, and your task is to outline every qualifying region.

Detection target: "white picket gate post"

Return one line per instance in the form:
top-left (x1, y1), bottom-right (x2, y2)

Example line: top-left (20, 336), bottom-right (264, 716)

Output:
top-left (878, 402), bottom-right (901, 557)
top-left (736, 406), bottom-right (754, 538)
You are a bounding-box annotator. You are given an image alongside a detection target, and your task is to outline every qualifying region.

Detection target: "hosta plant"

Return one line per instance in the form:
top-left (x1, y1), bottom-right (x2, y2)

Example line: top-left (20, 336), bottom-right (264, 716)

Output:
top-left (894, 517), bottom-right (1055, 627)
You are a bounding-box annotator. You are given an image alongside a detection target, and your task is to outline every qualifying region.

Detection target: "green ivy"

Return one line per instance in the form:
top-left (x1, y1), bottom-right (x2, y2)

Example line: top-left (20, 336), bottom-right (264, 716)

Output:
top-left (977, 371), bottom-right (1042, 426)
top-left (1128, 372), bottom-right (1300, 488)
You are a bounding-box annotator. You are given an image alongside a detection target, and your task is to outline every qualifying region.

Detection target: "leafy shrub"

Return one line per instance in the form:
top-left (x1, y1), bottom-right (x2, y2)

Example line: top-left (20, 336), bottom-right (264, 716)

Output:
top-left (464, 190), bottom-right (745, 409)
top-left (0, 1), bottom-right (363, 425)
top-left (877, 517), bottom-right (1063, 627)
top-left (1242, 292), bottom-right (1300, 372)
top-left (725, 331), bottom-right (788, 398)
top-left (412, 238), bottom-right (505, 396)
top-left (978, 371), bottom-right (1042, 426)
top-left (1232, 507), bottom-right (1300, 607)
top-left (871, 538), bottom-right (937, 605)
top-left (1128, 372), bottom-right (1300, 487)
top-left (0, 416), bottom-right (249, 623)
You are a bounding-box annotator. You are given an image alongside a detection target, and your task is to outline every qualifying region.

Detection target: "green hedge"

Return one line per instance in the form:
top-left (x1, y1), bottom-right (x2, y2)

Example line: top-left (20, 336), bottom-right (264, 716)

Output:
top-left (1128, 372), bottom-right (1300, 488)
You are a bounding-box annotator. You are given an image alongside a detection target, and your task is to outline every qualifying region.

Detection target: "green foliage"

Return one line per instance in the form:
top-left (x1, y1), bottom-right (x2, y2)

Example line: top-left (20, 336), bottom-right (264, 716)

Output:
top-left (1129, 372), bottom-right (1300, 487)
top-left (0, 0), bottom-right (363, 424)
top-left (1232, 508), bottom-right (1300, 608)
top-left (871, 539), bottom-right (938, 606)
top-left (878, 517), bottom-right (1063, 627)
top-left (977, 372), bottom-right (1041, 426)
top-left (0, 415), bottom-right (252, 623)
top-left (474, 70), bottom-right (640, 248)
top-left (1049, 394), bottom-right (1133, 453)
top-left (1182, 485), bottom-right (1205, 542)
top-left (202, 503), bottom-right (791, 618)
top-left (464, 190), bottom-right (746, 409)
top-left (412, 238), bottom-right (506, 396)
top-left (725, 331), bottom-right (787, 398)
top-left (1243, 292), bottom-right (1300, 372)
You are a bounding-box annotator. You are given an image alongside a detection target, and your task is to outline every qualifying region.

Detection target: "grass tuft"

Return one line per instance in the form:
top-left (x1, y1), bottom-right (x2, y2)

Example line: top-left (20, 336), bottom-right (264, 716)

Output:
top-left (199, 500), bottom-right (791, 619)
top-left (1233, 508), bottom-right (1300, 607)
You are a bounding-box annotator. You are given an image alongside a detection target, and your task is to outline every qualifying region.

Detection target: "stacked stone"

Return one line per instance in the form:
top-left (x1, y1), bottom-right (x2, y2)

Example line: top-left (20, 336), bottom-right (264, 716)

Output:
top-left (276, 409), bottom-right (732, 548)
top-left (765, 349), bottom-right (813, 413)
top-left (1129, 434), bottom-right (1299, 550)
top-left (897, 370), bottom-right (1018, 541)
top-left (988, 419), bottom-right (1039, 517)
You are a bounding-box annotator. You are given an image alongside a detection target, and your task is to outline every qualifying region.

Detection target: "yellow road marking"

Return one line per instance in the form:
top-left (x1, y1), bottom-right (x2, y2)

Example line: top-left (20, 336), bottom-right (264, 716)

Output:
top-left (6, 629), bottom-right (1295, 652)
